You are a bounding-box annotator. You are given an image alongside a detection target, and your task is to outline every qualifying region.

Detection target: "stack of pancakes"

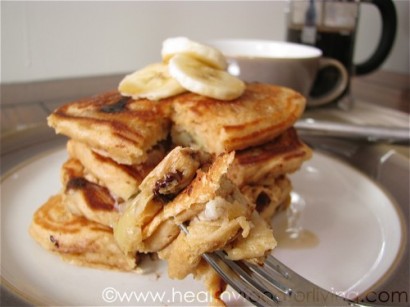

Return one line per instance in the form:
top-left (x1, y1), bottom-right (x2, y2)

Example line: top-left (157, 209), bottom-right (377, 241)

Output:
top-left (30, 83), bottom-right (311, 302)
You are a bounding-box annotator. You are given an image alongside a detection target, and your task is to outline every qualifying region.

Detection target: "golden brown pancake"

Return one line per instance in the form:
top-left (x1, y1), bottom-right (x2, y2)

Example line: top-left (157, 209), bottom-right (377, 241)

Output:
top-left (29, 194), bottom-right (137, 271)
top-left (192, 260), bottom-right (226, 306)
top-left (34, 80), bottom-right (311, 302)
top-left (171, 83), bottom-right (306, 153)
top-left (230, 127), bottom-right (312, 186)
top-left (61, 158), bottom-right (121, 228)
top-left (155, 152), bottom-right (277, 280)
top-left (114, 146), bottom-right (212, 254)
top-left (66, 140), bottom-right (167, 201)
top-left (48, 91), bottom-right (171, 165)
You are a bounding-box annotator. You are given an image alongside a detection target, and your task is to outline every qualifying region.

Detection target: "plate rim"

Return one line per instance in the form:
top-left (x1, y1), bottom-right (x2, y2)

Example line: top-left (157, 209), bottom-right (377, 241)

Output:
top-left (0, 144), bottom-right (407, 305)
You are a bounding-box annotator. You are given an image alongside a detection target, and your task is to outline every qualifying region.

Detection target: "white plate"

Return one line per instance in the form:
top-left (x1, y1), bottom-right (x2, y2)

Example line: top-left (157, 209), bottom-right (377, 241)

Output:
top-left (1, 147), bottom-right (403, 305)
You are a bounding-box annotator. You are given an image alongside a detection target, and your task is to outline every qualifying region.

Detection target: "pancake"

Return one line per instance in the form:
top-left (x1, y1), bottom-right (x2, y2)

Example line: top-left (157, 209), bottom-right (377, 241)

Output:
top-left (36, 78), bottom-right (309, 301)
top-left (66, 140), bottom-right (167, 201)
top-left (114, 146), bottom-right (212, 254)
top-left (61, 158), bottom-right (121, 228)
top-left (230, 127), bottom-right (312, 186)
top-left (171, 83), bottom-right (306, 154)
top-left (158, 154), bottom-right (275, 279)
top-left (48, 91), bottom-right (171, 165)
top-left (240, 175), bottom-right (292, 222)
top-left (29, 194), bottom-right (137, 271)
top-left (192, 260), bottom-right (226, 306)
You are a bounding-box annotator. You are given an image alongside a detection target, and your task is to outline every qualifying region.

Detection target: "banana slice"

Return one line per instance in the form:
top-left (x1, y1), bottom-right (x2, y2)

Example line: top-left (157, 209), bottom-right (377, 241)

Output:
top-left (169, 54), bottom-right (245, 101)
top-left (162, 37), bottom-right (227, 70)
top-left (118, 63), bottom-right (186, 101)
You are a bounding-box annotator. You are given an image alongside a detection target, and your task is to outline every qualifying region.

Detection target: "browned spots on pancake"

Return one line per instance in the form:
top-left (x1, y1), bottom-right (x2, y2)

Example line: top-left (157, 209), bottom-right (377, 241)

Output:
top-left (66, 177), bottom-right (88, 189)
top-left (235, 128), bottom-right (306, 165)
top-left (32, 196), bottom-right (96, 233)
top-left (52, 112), bottom-right (145, 145)
top-left (172, 85), bottom-right (263, 117)
top-left (170, 83), bottom-right (305, 153)
top-left (53, 91), bottom-right (166, 121)
top-left (100, 96), bottom-right (130, 113)
top-left (61, 159), bottom-right (84, 183)
top-left (50, 91), bottom-right (170, 148)
top-left (66, 177), bottom-right (116, 211)
top-left (223, 93), bottom-right (301, 133)
top-left (224, 120), bottom-right (294, 151)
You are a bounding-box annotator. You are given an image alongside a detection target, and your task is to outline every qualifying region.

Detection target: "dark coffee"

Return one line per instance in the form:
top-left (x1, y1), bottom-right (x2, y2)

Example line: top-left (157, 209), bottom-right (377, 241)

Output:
top-left (288, 27), bottom-right (355, 72)
top-left (287, 26), bottom-right (356, 98)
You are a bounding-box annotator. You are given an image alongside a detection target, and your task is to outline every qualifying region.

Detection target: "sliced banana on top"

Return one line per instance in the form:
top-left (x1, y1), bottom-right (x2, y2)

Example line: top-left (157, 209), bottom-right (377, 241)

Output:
top-left (169, 54), bottom-right (245, 101)
top-left (162, 37), bottom-right (227, 70)
top-left (119, 63), bottom-right (186, 101)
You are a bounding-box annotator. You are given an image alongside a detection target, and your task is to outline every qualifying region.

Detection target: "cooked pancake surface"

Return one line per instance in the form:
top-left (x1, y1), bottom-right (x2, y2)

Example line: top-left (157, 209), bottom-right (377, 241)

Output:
top-left (230, 128), bottom-right (312, 186)
top-left (61, 158), bottom-right (121, 228)
top-left (67, 140), bottom-right (166, 200)
top-left (171, 83), bottom-right (306, 153)
top-left (48, 91), bottom-right (171, 165)
top-left (29, 194), bottom-right (136, 271)
top-left (114, 146), bottom-right (211, 254)
top-left (124, 151), bottom-right (276, 280)
top-left (34, 79), bottom-right (312, 303)
top-left (240, 175), bottom-right (292, 222)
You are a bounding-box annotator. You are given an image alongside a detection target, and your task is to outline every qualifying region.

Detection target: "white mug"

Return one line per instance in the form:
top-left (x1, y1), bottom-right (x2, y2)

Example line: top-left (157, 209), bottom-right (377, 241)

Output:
top-left (210, 39), bottom-right (348, 107)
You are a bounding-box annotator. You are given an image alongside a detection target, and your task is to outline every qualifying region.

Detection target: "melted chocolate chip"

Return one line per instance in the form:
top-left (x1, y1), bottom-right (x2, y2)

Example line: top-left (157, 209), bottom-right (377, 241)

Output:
top-left (49, 235), bottom-right (60, 248)
top-left (256, 191), bottom-right (271, 212)
top-left (153, 170), bottom-right (183, 203)
top-left (66, 177), bottom-right (87, 190)
top-left (100, 97), bottom-right (129, 113)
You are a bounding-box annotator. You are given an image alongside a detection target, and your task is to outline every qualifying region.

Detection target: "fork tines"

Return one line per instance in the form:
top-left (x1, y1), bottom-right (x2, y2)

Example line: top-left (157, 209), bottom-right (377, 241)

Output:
top-left (178, 223), bottom-right (356, 306)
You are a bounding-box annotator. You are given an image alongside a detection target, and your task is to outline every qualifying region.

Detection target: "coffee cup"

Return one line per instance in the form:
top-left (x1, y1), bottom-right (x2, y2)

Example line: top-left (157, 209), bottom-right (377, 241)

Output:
top-left (286, 0), bottom-right (397, 107)
top-left (210, 39), bottom-right (348, 107)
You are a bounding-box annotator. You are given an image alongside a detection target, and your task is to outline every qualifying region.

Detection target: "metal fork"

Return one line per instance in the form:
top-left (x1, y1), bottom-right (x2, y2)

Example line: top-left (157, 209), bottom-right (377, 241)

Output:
top-left (179, 223), bottom-right (368, 306)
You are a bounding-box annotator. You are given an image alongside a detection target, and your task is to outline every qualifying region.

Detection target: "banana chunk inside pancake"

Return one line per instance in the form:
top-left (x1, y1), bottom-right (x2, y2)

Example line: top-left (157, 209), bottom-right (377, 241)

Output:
top-left (29, 194), bottom-right (137, 271)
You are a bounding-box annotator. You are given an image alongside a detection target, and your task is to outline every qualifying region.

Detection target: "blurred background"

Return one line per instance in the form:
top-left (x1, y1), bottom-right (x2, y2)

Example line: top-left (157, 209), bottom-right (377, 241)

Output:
top-left (2, 1), bottom-right (409, 83)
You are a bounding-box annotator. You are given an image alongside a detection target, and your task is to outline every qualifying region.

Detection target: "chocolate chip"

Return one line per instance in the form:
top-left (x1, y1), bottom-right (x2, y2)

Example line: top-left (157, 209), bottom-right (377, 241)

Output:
top-left (100, 97), bottom-right (129, 113)
top-left (49, 235), bottom-right (60, 248)
top-left (153, 170), bottom-right (183, 202)
top-left (256, 191), bottom-right (271, 212)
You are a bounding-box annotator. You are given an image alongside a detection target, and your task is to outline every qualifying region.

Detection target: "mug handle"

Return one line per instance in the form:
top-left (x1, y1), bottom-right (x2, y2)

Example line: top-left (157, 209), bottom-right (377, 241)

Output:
top-left (355, 0), bottom-right (397, 75)
top-left (308, 58), bottom-right (349, 107)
